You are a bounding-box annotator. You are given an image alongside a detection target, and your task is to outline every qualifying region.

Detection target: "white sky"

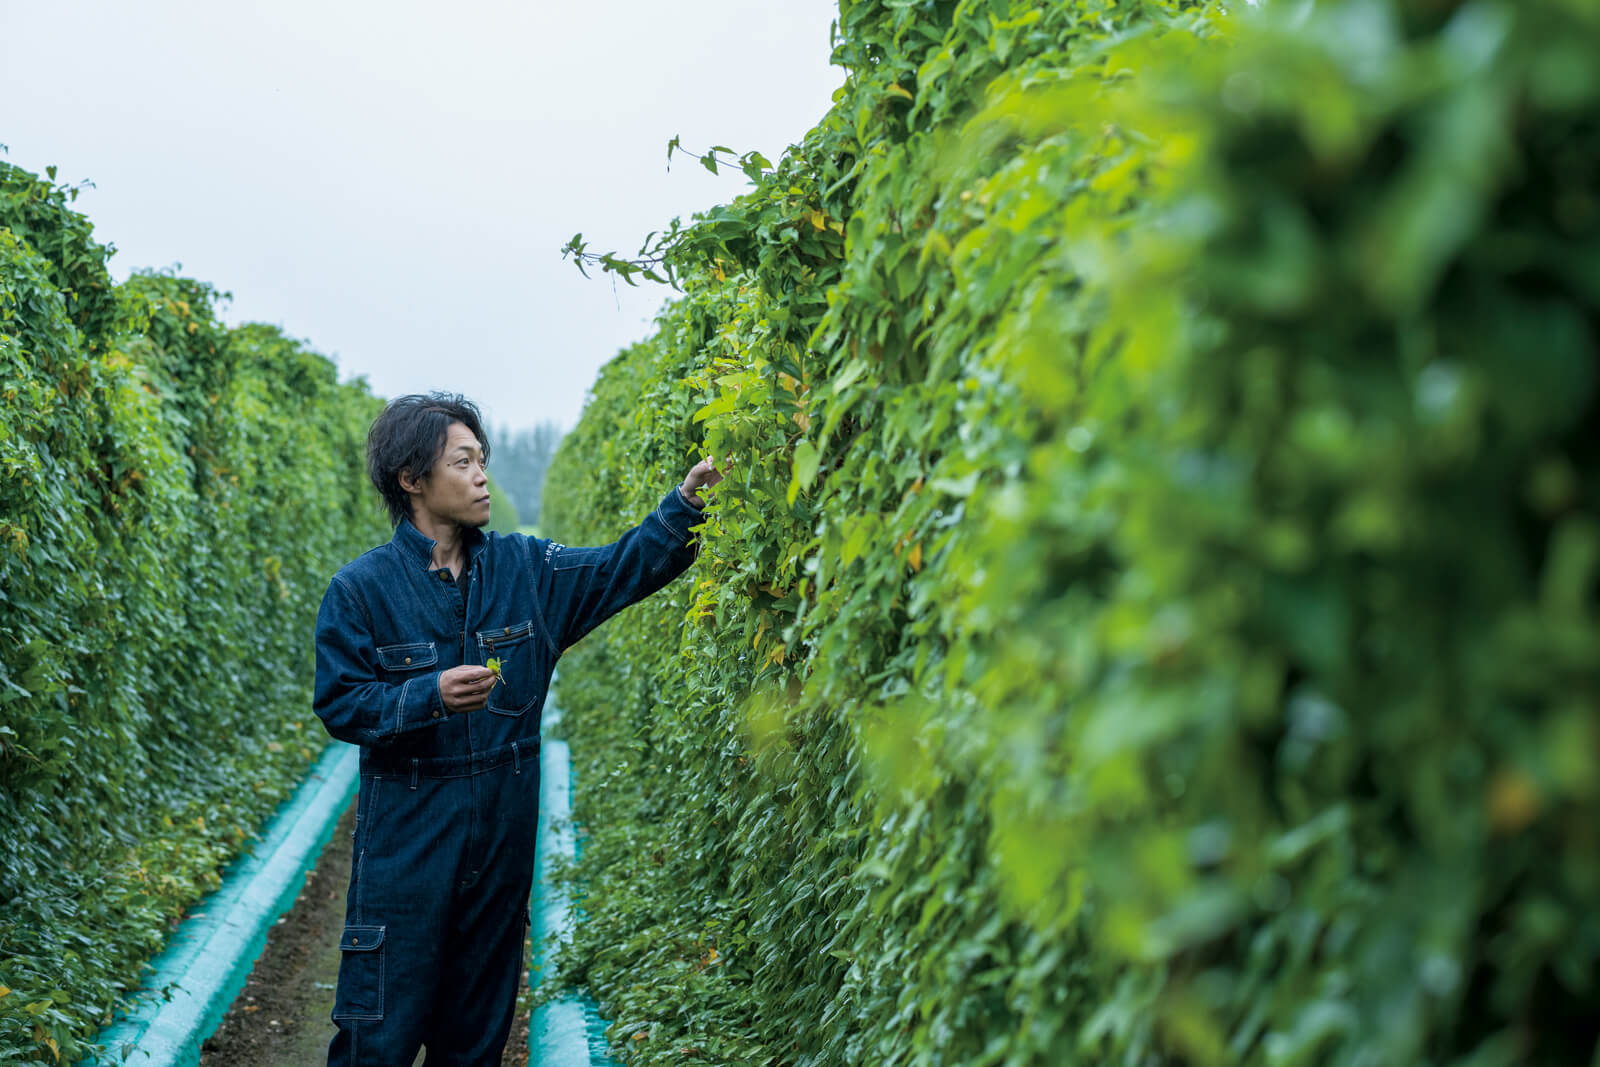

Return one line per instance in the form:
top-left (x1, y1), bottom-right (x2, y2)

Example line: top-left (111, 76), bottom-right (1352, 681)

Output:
top-left (0, 0), bottom-right (843, 433)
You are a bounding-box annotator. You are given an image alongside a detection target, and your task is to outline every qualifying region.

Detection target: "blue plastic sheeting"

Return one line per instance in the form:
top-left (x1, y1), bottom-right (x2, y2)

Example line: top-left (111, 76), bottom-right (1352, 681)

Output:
top-left (530, 702), bottom-right (618, 1066)
top-left (83, 742), bottom-right (360, 1066)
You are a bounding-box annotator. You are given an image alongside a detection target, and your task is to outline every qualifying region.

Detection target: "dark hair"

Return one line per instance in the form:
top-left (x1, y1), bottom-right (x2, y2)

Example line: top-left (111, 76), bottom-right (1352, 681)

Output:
top-left (367, 393), bottom-right (491, 526)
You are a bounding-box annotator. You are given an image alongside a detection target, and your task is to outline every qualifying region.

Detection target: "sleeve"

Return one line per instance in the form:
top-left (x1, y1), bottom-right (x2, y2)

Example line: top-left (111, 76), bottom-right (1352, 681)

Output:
top-left (312, 575), bottom-right (449, 746)
top-left (539, 486), bottom-right (702, 652)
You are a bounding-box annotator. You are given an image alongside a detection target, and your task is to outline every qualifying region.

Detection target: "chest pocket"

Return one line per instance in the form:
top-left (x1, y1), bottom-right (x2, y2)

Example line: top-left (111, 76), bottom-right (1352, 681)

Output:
top-left (375, 641), bottom-right (437, 679)
top-left (478, 621), bottom-right (541, 716)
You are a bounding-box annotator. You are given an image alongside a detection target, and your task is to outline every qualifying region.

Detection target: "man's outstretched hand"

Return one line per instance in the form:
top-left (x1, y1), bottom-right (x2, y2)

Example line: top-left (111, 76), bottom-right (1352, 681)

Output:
top-left (679, 456), bottom-right (727, 509)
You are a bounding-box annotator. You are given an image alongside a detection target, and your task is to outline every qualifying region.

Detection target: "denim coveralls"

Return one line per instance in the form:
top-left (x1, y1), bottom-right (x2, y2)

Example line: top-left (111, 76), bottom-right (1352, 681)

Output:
top-left (312, 487), bottom-right (701, 1066)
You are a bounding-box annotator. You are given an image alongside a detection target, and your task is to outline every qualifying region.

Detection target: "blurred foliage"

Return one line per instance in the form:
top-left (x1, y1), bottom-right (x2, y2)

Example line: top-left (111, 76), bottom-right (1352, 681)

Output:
top-left (0, 162), bottom-right (389, 1063)
top-left (544, 0), bottom-right (1599, 1063)
top-left (485, 469), bottom-right (521, 534)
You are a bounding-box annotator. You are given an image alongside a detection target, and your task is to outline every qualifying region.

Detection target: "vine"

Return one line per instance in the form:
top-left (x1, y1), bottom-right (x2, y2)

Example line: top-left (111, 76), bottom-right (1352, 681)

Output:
top-left (0, 162), bottom-right (390, 1063)
top-left (545, 0), bottom-right (1600, 1063)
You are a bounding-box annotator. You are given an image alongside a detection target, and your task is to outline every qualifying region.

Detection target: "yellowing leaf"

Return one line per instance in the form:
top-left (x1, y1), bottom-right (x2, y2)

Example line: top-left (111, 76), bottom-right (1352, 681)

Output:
top-left (886, 83), bottom-right (913, 100)
top-left (908, 543), bottom-right (924, 572)
top-left (1488, 770), bottom-right (1540, 832)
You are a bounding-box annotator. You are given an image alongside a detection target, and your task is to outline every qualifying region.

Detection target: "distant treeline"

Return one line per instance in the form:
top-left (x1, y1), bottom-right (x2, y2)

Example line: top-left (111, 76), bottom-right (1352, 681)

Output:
top-left (488, 420), bottom-right (562, 529)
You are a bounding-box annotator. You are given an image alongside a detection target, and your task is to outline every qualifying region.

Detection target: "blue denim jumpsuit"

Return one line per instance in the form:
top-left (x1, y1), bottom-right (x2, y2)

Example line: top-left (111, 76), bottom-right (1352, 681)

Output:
top-left (312, 487), bottom-right (701, 1066)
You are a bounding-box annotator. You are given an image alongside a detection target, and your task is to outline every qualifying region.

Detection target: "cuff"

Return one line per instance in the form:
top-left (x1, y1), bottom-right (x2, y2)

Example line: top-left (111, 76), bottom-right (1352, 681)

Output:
top-left (386, 673), bottom-right (448, 734)
top-left (654, 485), bottom-right (703, 543)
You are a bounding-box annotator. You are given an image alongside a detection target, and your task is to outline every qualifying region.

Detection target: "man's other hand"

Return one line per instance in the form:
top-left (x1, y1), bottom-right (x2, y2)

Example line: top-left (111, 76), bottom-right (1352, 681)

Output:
top-left (440, 665), bottom-right (497, 713)
top-left (679, 456), bottom-right (727, 509)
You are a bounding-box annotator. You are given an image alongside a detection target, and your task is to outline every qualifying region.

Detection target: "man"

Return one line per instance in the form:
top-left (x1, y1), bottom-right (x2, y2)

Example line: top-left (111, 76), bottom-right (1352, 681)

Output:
top-left (312, 393), bottom-right (719, 1065)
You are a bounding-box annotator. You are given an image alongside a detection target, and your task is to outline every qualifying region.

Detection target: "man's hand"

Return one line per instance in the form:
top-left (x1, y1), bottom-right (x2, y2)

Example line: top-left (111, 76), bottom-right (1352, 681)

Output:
top-left (439, 665), bottom-right (497, 714)
top-left (679, 456), bottom-right (727, 509)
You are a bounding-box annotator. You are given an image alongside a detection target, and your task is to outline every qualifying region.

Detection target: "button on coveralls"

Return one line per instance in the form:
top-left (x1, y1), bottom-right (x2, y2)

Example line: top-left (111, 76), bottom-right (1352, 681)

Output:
top-left (312, 487), bottom-right (701, 1065)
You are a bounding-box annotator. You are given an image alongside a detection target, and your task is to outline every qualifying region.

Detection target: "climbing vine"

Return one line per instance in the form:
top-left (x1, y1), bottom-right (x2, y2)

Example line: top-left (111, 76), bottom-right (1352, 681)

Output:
top-left (0, 162), bottom-right (389, 1063)
top-left (545, 0), bottom-right (1599, 1063)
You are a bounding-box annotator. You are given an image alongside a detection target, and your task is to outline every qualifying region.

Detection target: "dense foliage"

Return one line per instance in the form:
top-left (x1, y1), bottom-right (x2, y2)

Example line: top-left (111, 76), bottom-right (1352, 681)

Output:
top-left (0, 162), bottom-right (389, 1063)
top-left (543, 0), bottom-right (1600, 1063)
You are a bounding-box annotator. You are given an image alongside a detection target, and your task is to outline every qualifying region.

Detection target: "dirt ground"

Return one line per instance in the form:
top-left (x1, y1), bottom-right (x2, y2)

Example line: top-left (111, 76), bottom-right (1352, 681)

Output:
top-left (199, 801), bottom-right (531, 1066)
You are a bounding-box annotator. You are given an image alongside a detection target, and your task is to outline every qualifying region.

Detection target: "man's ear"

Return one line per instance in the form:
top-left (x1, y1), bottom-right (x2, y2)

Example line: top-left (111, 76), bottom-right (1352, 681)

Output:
top-left (397, 468), bottom-right (425, 496)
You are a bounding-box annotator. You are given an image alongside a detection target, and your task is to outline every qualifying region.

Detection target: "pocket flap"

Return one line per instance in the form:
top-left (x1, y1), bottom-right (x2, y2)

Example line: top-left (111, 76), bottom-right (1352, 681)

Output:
top-left (477, 621), bottom-right (533, 650)
top-left (341, 925), bottom-right (385, 952)
top-left (550, 546), bottom-right (604, 571)
top-left (376, 642), bottom-right (437, 670)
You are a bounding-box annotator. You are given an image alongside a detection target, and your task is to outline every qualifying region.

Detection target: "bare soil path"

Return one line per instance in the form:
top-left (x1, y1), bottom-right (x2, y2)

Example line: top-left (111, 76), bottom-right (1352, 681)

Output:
top-left (199, 802), bottom-right (531, 1066)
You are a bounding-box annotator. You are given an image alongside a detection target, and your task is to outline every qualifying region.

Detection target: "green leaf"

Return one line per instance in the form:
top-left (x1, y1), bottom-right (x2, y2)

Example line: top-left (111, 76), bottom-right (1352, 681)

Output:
top-left (693, 393), bottom-right (737, 423)
top-left (831, 359), bottom-right (868, 394)
top-left (788, 440), bottom-right (820, 505)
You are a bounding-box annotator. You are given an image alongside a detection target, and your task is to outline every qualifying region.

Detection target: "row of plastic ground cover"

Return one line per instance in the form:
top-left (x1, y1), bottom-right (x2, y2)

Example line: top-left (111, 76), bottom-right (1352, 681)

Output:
top-left (80, 700), bottom-right (615, 1066)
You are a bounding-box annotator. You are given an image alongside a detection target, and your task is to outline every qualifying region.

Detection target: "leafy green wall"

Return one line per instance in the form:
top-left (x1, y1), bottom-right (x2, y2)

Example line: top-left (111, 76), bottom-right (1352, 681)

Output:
top-left (543, 0), bottom-right (1599, 1063)
top-left (0, 163), bottom-right (389, 1062)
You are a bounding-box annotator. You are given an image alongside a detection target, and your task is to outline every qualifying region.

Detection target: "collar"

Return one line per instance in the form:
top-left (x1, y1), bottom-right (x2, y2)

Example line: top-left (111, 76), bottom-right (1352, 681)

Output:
top-left (391, 516), bottom-right (486, 572)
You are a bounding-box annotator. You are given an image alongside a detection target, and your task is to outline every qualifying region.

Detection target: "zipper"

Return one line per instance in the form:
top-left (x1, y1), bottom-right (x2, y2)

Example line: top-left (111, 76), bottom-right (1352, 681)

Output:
top-left (481, 622), bottom-right (528, 652)
top-left (461, 569), bottom-right (472, 663)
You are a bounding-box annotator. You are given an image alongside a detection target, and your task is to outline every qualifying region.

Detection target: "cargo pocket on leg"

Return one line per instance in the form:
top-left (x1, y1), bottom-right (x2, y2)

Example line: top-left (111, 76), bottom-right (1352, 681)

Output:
top-left (333, 925), bottom-right (385, 1021)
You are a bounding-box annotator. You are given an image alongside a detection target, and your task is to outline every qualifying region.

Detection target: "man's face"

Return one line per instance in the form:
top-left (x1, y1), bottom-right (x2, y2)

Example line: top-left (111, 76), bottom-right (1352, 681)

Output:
top-left (406, 421), bottom-right (491, 529)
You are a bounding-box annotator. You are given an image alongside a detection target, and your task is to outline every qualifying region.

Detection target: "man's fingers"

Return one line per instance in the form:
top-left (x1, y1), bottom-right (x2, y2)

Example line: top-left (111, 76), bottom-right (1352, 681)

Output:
top-left (442, 665), bottom-right (498, 714)
top-left (685, 455), bottom-right (730, 490)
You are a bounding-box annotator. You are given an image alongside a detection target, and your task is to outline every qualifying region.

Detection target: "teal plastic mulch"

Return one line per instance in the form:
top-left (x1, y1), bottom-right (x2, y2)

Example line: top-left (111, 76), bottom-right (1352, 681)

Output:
top-left (82, 742), bottom-right (359, 1066)
top-left (530, 698), bottom-right (619, 1066)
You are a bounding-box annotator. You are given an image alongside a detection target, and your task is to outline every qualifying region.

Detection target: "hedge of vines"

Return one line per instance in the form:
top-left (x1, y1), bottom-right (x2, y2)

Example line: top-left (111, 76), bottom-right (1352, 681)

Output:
top-left (0, 162), bottom-right (390, 1063)
top-left (542, 0), bottom-right (1599, 1063)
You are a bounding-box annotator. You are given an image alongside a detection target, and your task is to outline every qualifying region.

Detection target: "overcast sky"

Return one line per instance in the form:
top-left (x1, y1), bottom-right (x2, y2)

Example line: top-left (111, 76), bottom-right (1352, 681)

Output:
top-left (1, 0), bottom-right (842, 434)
